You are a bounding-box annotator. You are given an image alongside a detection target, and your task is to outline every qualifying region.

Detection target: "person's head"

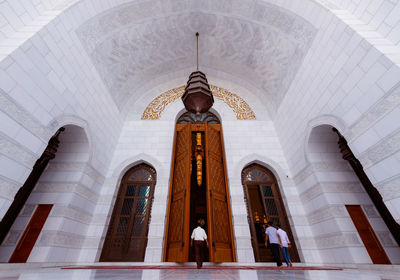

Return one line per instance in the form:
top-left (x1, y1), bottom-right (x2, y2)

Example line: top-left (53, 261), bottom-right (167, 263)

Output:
top-left (198, 218), bottom-right (205, 227)
top-left (276, 223), bottom-right (281, 229)
top-left (267, 221), bottom-right (273, 227)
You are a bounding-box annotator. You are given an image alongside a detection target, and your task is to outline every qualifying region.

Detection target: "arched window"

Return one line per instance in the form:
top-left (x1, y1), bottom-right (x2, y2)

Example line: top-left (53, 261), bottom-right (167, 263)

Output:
top-left (100, 163), bottom-right (156, 262)
top-left (242, 164), bottom-right (299, 262)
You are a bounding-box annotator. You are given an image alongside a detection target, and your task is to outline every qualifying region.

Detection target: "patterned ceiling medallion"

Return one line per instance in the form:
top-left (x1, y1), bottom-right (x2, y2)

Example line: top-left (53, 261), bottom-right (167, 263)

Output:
top-left (141, 85), bottom-right (256, 120)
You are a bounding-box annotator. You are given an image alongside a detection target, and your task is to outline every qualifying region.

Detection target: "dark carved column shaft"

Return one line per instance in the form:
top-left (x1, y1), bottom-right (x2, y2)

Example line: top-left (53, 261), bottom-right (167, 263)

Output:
top-left (0, 127), bottom-right (65, 245)
top-left (333, 128), bottom-right (400, 246)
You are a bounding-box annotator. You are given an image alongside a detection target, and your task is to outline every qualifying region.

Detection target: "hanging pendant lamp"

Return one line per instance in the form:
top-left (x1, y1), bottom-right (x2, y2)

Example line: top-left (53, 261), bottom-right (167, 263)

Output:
top-left (181, 33), bottom-right (214, 114)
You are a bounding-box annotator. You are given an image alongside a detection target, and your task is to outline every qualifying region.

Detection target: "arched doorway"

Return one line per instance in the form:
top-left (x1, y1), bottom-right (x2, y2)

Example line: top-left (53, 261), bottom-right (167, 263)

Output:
top-left (1, 125), bottom-right (92, 263)
top-left (163, 111), bottom-right (236, 262)
top-left (100, 163), bottom-right (156, 262)
top-left (307, 125), bottom-right (396, 264)
top-left (242, 163), bottom-right (299, 262)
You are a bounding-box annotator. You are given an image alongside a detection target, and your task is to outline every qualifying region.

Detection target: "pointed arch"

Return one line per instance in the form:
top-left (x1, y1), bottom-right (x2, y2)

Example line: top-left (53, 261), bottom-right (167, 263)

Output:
top-left (241, 162), bottom-right (300, 262)
top-left (47, 114), bottom-right (94, 164)
top-left (100, 162), bottom-right (157, 261)
top-left (303, 115), bottom-right (347, 165)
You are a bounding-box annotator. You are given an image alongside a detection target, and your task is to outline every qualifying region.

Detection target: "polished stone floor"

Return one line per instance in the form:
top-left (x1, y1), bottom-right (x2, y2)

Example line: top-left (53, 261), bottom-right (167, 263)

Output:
top-left (0, 264), bottom-right (399, 280)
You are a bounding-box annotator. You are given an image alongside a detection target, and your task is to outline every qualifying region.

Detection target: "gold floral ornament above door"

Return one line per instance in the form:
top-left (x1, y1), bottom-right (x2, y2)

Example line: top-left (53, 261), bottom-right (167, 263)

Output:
top-left (141, 85), bottom-right (256, 120)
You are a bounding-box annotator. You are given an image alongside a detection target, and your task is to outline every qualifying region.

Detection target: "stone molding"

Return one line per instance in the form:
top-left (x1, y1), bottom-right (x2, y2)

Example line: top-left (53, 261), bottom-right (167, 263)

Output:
top-left (0, 179), bottom-right (20, 201)
top-left (41, 161), bottom-right (104, 190)
top-left (51, 205), bottom-right (93, 224)
top-left (34, 182), bottom-right (99, 204)
top-left (357, 128), bottom-right (400, 169)
top-left (45, 162), bottom-right (87, 172)
top-left (349, 82), bottom-right (400, 142)
top-left (307, 205), bottom-right (348, 225)
top-left (0, 135), bottom-right (37, 168)
top-left (141, 85), bottom-right (256, 120)
top-left (300, 182), bottom-right (364, 204)
top-left (91, 213), bottom-right (111, 225)
top-left (312, 161), bottom-right (352, 172)
top-left (84, 164), bottom-right (106, 186)
top-left (376, 175), bottom-right (400, 201)
top-left (295, 236), bottom-right (318, 249)
top-left (294, 161), bottom-right (355, 185)
top-left (81, 236), bottom-right (102, 248)
top-left (293, 164), bottom-right (314, 185)
top-left (4, 230), bottom-right (21, 245)
top-left (38, 230), bottom-right (85, 248)
top-left (290, 215), bottom-right (309, 226)
top-left (362, 205), bottom-right (380, 218)
top-left (315, 232), bottom-right (362, 249)
top-left (21, 204), bottom-right (36, 216)
top-left (377, 232), bottom-right (397, 247)
top-left (0, 89), bottom-right (51, 142)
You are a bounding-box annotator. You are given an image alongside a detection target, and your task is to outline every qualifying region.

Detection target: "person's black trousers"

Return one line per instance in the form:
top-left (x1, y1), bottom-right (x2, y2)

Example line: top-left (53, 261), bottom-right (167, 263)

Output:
top-left (269, 243), bottom-right (283, 267)
top-left (194, 240), bottom-right (205, 268)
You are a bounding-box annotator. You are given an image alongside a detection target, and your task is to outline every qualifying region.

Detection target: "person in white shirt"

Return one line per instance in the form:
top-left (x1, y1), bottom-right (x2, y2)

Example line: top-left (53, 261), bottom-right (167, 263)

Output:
top-left (276, 224), bottom-right (292, 267)
top-left (265, 221), bottom-right (283, 267)
top-left (191, 219), bottom-right (208, 269)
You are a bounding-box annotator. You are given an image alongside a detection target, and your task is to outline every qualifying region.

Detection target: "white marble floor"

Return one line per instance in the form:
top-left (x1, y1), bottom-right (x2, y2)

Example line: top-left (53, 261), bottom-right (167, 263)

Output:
top-left (0, 264), bottom-right (399, 280)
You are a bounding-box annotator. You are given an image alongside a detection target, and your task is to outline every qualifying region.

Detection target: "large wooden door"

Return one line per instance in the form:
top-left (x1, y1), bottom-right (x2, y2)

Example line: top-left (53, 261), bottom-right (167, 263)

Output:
top-left (205, 124), bottom-right (235, 262)
top-left (100, 164), bottom-right (156, 262)
top-left (346, 205), bottom-right (391, 264)
top-left (9, 204), bottom-right (53, 263)
top-left (164, 123), bottom-right (192, 261)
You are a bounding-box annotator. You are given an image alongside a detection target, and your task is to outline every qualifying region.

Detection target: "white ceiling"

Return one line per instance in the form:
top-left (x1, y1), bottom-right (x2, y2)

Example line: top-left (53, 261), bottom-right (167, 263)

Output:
top-left (76, 0), bottom-right (317, 116)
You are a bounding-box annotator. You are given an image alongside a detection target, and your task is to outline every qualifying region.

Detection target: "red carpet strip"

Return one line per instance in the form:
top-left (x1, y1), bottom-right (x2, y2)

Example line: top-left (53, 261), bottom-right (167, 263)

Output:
top-left (62, 265), bottom-right (342, 271)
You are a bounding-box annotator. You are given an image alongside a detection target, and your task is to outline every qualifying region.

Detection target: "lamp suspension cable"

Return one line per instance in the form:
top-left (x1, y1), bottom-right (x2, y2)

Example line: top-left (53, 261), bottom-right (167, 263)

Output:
top-left (196, 32), bottom-right (199, 71)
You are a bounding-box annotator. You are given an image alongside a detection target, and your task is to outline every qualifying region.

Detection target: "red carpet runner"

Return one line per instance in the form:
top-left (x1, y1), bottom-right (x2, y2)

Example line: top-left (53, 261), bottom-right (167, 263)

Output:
top-left (62, 265), bottom-right (342, 271)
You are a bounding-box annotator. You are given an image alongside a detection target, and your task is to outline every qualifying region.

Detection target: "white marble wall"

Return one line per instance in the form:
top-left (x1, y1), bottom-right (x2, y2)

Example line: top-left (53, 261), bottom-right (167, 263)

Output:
top-left (329, 0), bottom-right (400, 48)
top-left (1, 0), bottom-right (400, 265)
top-left (274, 0), bottom-right (400, 264)
top-left (0, 0), bottom-right (122, 263)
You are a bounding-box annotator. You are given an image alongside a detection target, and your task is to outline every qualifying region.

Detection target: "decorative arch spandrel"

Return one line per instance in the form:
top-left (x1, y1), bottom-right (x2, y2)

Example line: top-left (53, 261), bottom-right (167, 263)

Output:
top-left (141, 85), bottom-right (256, 120)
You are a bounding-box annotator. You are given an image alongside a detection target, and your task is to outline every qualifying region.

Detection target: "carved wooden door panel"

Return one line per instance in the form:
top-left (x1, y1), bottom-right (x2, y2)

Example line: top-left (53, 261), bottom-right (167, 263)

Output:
top-left (164, 123), bottom-right (192, 262)
top-left (100, 164), bottom-right (156, 262)
top-left (205, 124), bottom-right (235, 262)
top-left (346, 205), bottom-right (391, 264)
top-left (9, 204), bottom-right (53, 263)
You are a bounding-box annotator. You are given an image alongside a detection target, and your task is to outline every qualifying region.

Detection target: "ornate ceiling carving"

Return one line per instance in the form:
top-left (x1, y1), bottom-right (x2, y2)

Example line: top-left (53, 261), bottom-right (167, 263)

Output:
top-left (141, 85), bottom-right (256, 120)
top-left (76, 0), bottom-right (316, 116)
